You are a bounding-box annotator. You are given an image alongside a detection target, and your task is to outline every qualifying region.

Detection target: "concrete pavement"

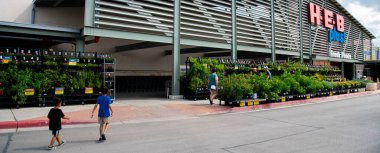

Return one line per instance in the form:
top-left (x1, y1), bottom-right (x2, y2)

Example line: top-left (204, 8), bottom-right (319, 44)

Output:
top-left (2, 91), bottom-right (380, 152)
top-left (1, 90), bottom-right (380, 133)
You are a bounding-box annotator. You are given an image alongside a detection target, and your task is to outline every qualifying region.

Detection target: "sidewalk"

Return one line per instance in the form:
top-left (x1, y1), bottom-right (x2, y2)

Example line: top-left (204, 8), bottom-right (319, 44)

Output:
top-left (1, 90), bottom-right (380, 132)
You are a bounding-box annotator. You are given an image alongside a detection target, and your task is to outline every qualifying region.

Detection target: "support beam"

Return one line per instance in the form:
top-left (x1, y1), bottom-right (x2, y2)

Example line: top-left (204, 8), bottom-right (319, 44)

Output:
top-left (171, 0), bottom-right (181, 96)
top-left (353, 63), bottom-right (356, 79)
top-left (341, 62), bottom-right (345, 77)
top-left (231, 0), bottom-right (237, 61)
top-left (370, 39), bottom-right (373, 60)
top-left (361, 32), bottom-right (364, 61)
top-left (84, 0), bottom-right (95, 27)
top-left (116, 42), bottom-right (169, 52)
top-left (181, 39), bottom-right (230, 49)
top-left (0, 22), bottom-right (80, 38)
top-left (165, 47), bottom-right (226, 55)
top-left (270, 0), bottom-right (276, 62)
top-left (83, 27), bottom-right (172, 44)
top-left (204, 52), bottom-right (230, 58)
top-left (75, 38), bottom-right (85, 53)
top-left (204, 51), bottom-right (277, 59)
top-left (31, 4), bottom-right (36, 24)
top-left (309, 24), bottom-right (313, 64)
top-left (299, 0), bottom-right (303, 63)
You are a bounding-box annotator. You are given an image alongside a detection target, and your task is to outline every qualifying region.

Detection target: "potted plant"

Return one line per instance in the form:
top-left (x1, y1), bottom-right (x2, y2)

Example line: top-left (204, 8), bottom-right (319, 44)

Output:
top-left (219, 74), bottom-right (253, 105)
top-left (106, 65), bottom-right (114, 72)
top-left (0, 87), bottom-right (4, 96)
top-left (11, 69), bottom-right (34, 106)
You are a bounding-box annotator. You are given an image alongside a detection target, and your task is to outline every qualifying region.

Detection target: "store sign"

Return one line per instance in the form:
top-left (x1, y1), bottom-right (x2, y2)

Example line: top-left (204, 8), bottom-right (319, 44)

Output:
top-left (1, 56), bottom-right (12, 63)
top-left (308, 2), bottom-right (346, 43)
top-left (55, 87), bottom-right (64, 95)
top-left (85, 87), bottom-right (93, 94)
top-left (25, 89), bottom-right (35, 96)
top-left (68, 58), bottom-right (77, 66)
top-left (330, 50), bottom-right (352, 59)
top-left (328, 28), bottom-right (345, 43)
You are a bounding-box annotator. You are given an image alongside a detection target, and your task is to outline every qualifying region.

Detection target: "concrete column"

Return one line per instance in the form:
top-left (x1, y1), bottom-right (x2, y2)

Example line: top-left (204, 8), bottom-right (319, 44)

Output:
top-left (309, 25), bottom-right (313, 64)
top-left (31, 4), bottom-right (36, 24)
top-left (370, 39), bottom-right (373, 60)
top-left (270, 0), bottom-right (276, 62)
top-left (353, 63), bottom-right (356, 79)
top-left (85, 0), bottom-right (95, 27)
top-left (299, 0), bottom-right (303, 63)
top-left (341, 62), bottom-right (344, 77)
top-left (231, 0), bottom-right (237, 61)
top-left (171, 0), bottom-right (181, 96)
top-left (75, 38), bottom-right (85, 53)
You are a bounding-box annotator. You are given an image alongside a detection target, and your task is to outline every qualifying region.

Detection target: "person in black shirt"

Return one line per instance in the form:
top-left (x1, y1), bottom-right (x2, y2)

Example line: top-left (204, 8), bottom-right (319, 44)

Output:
top-left (47, 97), bottom-right (70, 150)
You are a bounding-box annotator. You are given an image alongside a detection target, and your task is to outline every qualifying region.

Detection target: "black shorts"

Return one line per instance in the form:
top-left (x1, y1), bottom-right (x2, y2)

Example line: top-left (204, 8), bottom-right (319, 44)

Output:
top-left (51, 130), bottom-right (60, 136)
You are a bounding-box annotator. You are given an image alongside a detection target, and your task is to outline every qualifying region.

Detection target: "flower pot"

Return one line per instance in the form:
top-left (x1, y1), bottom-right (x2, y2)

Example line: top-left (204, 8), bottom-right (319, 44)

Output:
top-left (224, 99), bottom-right (235, 106)
top-left (307, 94), bottom-right (312, 99)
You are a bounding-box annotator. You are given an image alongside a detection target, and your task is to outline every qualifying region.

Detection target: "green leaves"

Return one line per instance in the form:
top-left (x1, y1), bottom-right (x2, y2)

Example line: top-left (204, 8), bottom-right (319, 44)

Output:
top-left (187, 57), bottom-right (225, 92)
top-left (11, 69), bottom-right (33, 104)
top-left (1, 63), bottom-right (103, 104)
top-left (219, 74), bottom-right (253, 101)
top-left (187, 57), bottom-right (367, 102)
top-left (189, 76), bottom-right (205, 92)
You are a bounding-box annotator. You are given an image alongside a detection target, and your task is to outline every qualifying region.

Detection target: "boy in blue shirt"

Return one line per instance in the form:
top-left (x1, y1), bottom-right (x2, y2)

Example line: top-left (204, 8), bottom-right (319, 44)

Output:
top-left (91, 88), bottom-right (114, 141)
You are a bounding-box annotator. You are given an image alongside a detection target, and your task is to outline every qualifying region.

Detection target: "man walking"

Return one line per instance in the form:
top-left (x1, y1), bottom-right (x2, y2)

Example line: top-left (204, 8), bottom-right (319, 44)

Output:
top-left (91, 88), bottom-right (114, 141)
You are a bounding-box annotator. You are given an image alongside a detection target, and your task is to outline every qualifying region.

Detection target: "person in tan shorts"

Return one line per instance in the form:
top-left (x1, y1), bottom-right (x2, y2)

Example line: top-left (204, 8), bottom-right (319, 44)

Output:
top-left (91, 88), bottom-right (114, 141)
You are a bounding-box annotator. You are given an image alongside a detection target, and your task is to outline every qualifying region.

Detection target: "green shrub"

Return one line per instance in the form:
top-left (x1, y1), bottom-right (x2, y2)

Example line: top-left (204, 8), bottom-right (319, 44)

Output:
top-left (189, 76), bottom-right (205, 92)
top-left (219, 74), bottom-right (253, 101)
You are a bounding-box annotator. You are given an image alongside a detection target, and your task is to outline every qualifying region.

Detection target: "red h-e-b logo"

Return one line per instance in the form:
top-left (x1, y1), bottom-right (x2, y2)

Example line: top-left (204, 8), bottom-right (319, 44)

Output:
top-left (308, 2), bottom-right (344, 32)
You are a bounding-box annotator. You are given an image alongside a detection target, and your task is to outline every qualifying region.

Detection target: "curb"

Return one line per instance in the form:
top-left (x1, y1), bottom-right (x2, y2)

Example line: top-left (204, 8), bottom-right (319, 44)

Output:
top-left (207, 91), bottom-right (379, 114)
top-left (0, 91), bottom-right (379, 130)
top-left (0, 120), bottom-right (96, 129)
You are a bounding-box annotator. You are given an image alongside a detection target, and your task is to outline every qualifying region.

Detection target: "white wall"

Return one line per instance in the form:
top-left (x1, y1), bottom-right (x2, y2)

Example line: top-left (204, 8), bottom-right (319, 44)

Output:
top-left (52, 38), bottom-right (205, 76)
top-left (0, 0), bottom-right (33, 24)
top-left (35, 7), bottom-right (84, 28)
top-left (0, 0), bottom-right (84, 28)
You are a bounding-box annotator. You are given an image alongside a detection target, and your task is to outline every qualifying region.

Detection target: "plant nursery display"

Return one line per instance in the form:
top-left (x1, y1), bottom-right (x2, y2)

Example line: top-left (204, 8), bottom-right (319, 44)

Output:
top-left (0, 48), bottom-right (115, 107)
top-left (184, 57), bottom-right (372, 106)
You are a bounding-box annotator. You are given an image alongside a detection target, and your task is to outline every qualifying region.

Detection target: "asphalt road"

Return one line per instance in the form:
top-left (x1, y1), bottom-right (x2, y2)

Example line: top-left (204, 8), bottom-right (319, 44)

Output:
top-left (2, 94), bottom-right (380, 153)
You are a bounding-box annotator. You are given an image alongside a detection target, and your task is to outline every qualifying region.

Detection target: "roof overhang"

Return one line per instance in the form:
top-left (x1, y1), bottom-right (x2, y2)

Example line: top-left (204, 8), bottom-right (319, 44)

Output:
top-left (364, 61), bottom-right (380, 64)
top-left (313, 55), bottom-right (362, 63)
top-left (33, 0), bottom-right (85, 7)
top-left (0, 21), bottom-right (81, 47)
top-left (0, 21), bottom-right (81, 38)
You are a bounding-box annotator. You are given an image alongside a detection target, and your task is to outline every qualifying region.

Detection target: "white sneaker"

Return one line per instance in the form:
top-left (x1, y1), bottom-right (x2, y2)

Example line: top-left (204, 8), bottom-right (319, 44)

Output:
top-left (59, 139), bottom-right (66, 146)
top-left (47, 145), bottom-right (55, 150)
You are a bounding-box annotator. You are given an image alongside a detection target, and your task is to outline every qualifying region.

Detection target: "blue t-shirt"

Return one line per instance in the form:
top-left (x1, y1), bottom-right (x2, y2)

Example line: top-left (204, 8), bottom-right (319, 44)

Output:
top-left (208, 73), bottom-right (217, 89)
top-left (96, 95), bottom-right (112, 117)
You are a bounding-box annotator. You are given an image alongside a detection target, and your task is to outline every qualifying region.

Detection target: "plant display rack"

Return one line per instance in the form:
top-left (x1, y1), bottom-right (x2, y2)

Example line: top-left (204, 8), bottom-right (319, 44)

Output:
top-left (0, 48), bottom-right (115, 108)
top-left (183, 57), bottom-right (371, 106)
top-left (101, 56), bottom-right (116, 101)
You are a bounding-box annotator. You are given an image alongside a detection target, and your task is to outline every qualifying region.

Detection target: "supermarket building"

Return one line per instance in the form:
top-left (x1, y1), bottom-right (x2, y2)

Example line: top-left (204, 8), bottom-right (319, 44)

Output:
top-left (0, 0), bottom-right (376, 98)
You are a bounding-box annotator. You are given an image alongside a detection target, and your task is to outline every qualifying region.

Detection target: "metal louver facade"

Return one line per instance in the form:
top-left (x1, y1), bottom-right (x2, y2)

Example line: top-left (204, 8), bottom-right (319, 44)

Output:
top-left (93, 0), bottom-right (174, 36)
top-left (86, 0), bottom-right (374, 62)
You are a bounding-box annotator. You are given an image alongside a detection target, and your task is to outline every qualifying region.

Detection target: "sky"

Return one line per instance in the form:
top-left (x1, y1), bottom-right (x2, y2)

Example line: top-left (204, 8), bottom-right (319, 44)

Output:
top-left (337, 0), bottom-right (380, 47)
